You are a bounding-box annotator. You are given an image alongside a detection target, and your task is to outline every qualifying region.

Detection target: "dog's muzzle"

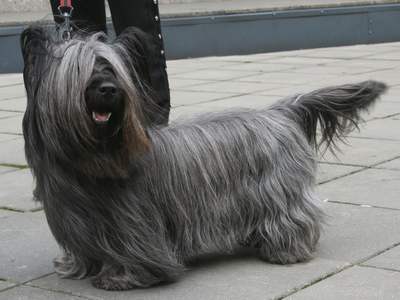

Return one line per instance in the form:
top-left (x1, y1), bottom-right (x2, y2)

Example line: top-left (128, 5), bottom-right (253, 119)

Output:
top-left (86, 79), bottom-right (124, 127)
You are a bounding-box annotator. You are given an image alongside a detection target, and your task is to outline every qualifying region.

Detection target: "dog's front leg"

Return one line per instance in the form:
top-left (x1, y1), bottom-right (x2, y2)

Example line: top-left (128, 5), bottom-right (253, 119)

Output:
top-left (91, 263), bottom-right (168, 291)
top-left (53, 251), bottom-right (99, 279)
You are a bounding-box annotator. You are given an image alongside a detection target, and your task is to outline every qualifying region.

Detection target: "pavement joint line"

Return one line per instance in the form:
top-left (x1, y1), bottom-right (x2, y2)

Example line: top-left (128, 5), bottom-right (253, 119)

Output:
top-left (274, 54), bottom-right (374, 62)
top-left (365, 112), bottom-right (400, 121)
top-left (0, 109), bottom-right (24, 113)
top-left (319, 155), bottom-right (400, 185)
top-left (0, 83), bottom-right (24, 89)
top-left (23, 283), bottom-right (95, 300)
top-left (0, 206), bottom-right (26, 213)
top-left (0, 272), bottom-right (94, 300)
top-left (326, 200), bottom-right (400, 212)
top-left (0, 96), bottom-right (26, 102)
top-left (358, 264), bottom-right (400, 274)
top-left (0, 113), bottom-right (23, 120)
top-left (171, 71), bottom-right (274, 84)
top-left (278, 241), bottom-right (400, 300)
top-left (318, 160), bottom-right (400, 172)
top-left (173, 92), bottom-right (254, 108)
top-left (0, 271), bottom-right (54, 294)
top-left (0, 163), bottom-right (28, 169)
top-left (0, 205), bottom-right (43, 213)
top-left (344, 135), bottom-right (400, 142)
top-left (291, 67), bottom-right (393, 76)
top-left (317, 161), bottom-right (369, 168)
top-left (0, 132), bottom-right (23, 136)
top-left (274, 264), bottom-right (352, 300)
top-left (318, 166), bottom-right (370, 185)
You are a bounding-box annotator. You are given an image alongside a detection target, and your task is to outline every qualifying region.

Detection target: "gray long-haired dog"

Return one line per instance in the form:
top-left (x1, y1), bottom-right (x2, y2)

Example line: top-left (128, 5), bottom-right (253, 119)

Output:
top-left (21, 26), bottom-right (386, 290)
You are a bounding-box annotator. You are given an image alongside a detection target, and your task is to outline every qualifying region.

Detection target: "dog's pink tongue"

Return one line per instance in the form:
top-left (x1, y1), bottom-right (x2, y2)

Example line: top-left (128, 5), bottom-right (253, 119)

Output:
top-left (94, 112), bottom-right (111, 122)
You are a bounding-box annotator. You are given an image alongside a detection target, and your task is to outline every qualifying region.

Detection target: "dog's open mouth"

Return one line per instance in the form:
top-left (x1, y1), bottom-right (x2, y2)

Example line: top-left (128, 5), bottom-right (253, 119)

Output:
top-left (92, 111), bottom-right (112, 124)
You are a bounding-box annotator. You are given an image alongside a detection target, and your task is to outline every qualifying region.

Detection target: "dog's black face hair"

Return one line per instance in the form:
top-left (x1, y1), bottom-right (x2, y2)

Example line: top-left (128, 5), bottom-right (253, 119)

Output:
top-left (21, 26), bottom-right (150, 178)
top-left (85, 59), bottom-right (126, 139)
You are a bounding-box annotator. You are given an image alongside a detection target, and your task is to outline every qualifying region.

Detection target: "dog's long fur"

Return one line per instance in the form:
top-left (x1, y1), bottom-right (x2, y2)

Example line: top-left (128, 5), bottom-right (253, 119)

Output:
top-left (21, 26), bottom-right (387, 290)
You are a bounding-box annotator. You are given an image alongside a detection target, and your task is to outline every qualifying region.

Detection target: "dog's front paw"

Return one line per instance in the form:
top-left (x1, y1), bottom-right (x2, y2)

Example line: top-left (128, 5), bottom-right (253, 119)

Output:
top-left (263, 251), bottom-right (312, 264)
top-left (91, 274), bottom-right (137, 291)
top-left (259, 245), bottom-right (313, 265)
top-left (53, 253), bottom-right (93, 279)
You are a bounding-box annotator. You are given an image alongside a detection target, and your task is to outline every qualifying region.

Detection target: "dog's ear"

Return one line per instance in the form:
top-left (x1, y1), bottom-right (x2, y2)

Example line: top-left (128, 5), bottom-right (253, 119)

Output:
top-left (114, 27), bottom-right (154, 85)
top-left (20, 27), bottom-right (50, 97)
top-left (20, 27), bottom-right (49, 63)
top-left (114, 27), bottom-right (166, 126)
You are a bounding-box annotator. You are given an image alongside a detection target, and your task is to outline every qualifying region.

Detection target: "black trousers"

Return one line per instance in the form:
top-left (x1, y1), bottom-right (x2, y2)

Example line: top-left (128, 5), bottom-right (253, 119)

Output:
top-left (50, 0), bottom-right (170, 125)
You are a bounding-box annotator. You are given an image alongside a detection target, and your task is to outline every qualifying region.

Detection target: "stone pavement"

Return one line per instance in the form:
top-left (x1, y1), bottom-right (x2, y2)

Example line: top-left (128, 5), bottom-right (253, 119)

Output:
top-left (1, 42), bottom-right (400, 299)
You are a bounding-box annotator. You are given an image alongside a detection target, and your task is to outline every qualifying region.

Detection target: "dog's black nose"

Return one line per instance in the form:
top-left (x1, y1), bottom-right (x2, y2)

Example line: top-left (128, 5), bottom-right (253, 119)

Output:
top-left (98, 83), bottom-right (118, 96)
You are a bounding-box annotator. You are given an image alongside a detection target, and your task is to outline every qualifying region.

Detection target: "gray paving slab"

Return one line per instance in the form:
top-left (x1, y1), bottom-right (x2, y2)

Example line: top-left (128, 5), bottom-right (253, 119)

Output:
top-left (0, 133), bottom-right (18, 142)
top-left (0, 209), bottom-right (18, 218)
top-left (319, 137), bottom-right (400, 167)
top-left (350, 69), bottom-right (400, 86)
top-left (168, 78), bottom-right (215, 90)
top-left (365, 50), bottom-right (400, 61)
top-left (384, 86), bottom-right (400, 97)
top-left (29, 257), bottom-right (341, 300)
top-left (0, 280), bottom-right (16, 292)
top-left (316, 202), bottom-right (400, 262)
top-left (179, 80), bottom-right (287, 94)
top-left (0, 169), bottom-right (39, 212)
top-left (0, 115), bottom-right (22, 134)
top-left (297, 47), bottom-right (380, 59)
top-left (235, 71), bottom-right (337, 86)
top-left (363, 101), bottom-right (400, 120)
top-left (170, 90), bottom-right (239, 107)
top-left (0, 166), bottom-right (18, 174)
top-left (171, 104), bottom-right (225, 120)
top-left (349, 117), bottom-right (400, 141)
top-left (171, 95), bottom-right (278, 120)
top-left (327, 58), bottom-right (400, 69)
top-left (317, 163), bottom-right (362, 184)
top-left (195, 53), bottom-right (282, 63)
top-left (0, 286), bottom-right (82, 300)
top-left (27, 201), bottom-right (400, 299)
top-left (254, 81), bottom-right (344, 97)
top-left (0, 211), bottom-right (58, 283)
top-left (0, 111), bottom-right (19, 119)
top-left (220, 62), bottom-right (297, 73)
top-left (195, 94), bottom-right (279, 109)
top-left (291, 64), bottom-right (388, 76)
top-left (377, 158), bottom-right (400, 170)
top-left (0, 138), bottom-right (27, 166)
top-left (0, 74), bottom-right (23, 87)
top-left (318, 168), bottom-right (400, 209)
top-left (260, 56), bottom-right (346, 66)
top-left (363, 245), bottom-right (400, 272)
top-left (0, 85), bottom-right (26, 101)
top-left (0, 97), bottom-right (27, 112)
top-left (171, 69), bottom-right (257, 81)
top-left (286, 266), bottom-right (400, 300)
top-left (167, 58), bottom-right (239, 71)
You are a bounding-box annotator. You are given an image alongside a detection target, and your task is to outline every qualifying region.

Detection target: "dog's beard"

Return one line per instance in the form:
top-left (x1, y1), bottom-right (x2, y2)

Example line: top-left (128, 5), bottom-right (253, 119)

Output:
top-left (22, 30), bottom-right (149, 178)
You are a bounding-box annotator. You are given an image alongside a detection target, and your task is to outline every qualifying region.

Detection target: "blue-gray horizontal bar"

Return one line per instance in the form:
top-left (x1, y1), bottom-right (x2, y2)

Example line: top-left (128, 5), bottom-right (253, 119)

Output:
top-left (1, 3), bottom-right (400, 73)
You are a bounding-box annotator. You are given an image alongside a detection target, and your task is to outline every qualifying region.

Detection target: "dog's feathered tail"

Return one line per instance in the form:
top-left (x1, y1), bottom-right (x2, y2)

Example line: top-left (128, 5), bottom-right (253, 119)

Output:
top-left (279, 80), bottom-right (387, 151)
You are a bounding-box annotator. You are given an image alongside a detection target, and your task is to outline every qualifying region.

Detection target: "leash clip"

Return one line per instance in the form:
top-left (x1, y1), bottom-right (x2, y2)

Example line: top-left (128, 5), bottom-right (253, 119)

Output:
top-left (57, 0), bottom-right (74, 41)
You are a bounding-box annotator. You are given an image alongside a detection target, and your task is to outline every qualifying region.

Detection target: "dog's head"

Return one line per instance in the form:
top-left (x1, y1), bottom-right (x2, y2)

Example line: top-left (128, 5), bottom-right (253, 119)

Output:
top-left (21, 27), bottom-right (152, 178)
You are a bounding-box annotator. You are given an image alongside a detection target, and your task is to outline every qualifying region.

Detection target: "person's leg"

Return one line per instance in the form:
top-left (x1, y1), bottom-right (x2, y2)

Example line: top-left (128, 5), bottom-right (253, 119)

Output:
top-left (108, 0), bottom-right (170, 125)
top-left (49, 0), bottom-right (107, 32)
